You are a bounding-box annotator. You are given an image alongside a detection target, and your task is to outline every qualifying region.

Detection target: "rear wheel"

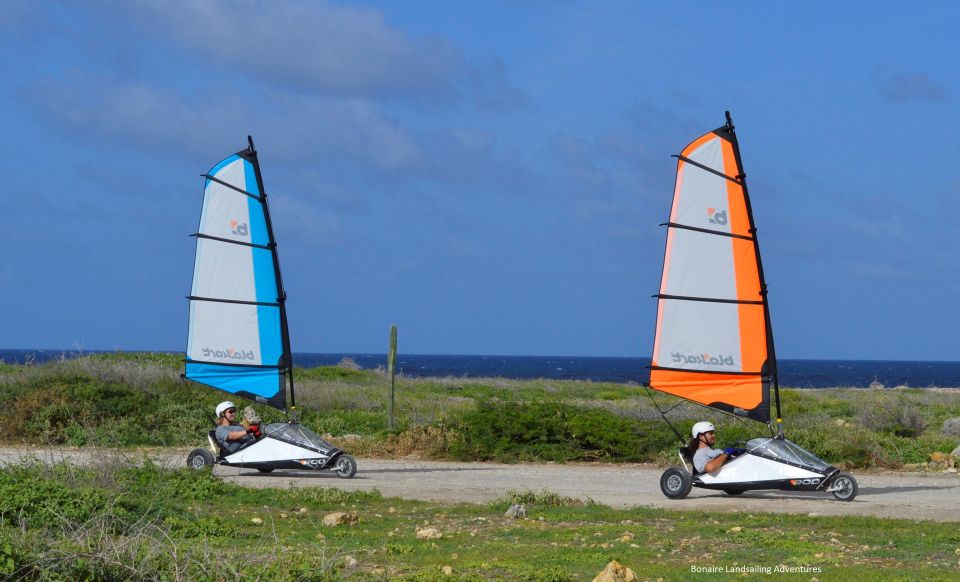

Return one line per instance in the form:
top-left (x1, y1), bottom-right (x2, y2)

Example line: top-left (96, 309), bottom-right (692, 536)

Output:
top-left (334, 454), bottom-right (357, 479)
top-left (830, 473), bottom-right (858, 502)
top-left (187, 448), bottom-right (215, 471)
top-left (256, 468), bottom-right (274, 473)
top-left (660, 467), bottom-right (692, 499)
top-left (722, 489), bottom-right (744, 496)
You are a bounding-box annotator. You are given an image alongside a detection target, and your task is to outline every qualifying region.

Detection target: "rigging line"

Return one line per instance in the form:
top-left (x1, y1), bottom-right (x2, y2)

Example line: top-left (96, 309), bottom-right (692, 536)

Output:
top-left (655, 293), bottom-right (764, 305)
top-left (663, 400), bottom-right (686, 414)
top-left (180, 372), bottom-right (219, 429)
top-left (642, 385), bottom-right (685, 444)
top-left (202, 173), bottom-right (263, 201)
top-left (187, 295), bottom-right (281, 307)
top-left (673, 154), bottom-right (742, 184)
top-left (661, 222), bottom-right (755, 241)
top-left (650, 365), bottom-right (768, 377)
top-left (192, 232), bottom-right (274, 250)
top-left (676, 398), bottom-right (765, 440)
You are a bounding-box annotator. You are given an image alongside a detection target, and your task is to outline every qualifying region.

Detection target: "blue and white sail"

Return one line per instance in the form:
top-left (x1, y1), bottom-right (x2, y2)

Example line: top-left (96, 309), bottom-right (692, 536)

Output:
top-left (184, 137), bottom-right (292, 410)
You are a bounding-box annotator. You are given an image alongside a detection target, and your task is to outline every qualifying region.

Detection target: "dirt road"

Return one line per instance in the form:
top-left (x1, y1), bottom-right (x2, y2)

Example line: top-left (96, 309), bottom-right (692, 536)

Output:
top-left (3, 448), bottom-right (958, 522)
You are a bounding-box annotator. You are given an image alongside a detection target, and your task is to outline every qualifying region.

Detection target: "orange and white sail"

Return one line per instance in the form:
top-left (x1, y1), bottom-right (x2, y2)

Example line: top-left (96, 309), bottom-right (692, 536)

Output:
top-left (648, 113), bottom-right (778, 424)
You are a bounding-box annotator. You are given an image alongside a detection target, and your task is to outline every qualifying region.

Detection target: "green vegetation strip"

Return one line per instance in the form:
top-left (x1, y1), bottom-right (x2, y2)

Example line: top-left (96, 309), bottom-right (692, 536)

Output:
top-left (1, 353), bottom-right (959, 468)
top-left (0, 460), bottom-right (957, 580)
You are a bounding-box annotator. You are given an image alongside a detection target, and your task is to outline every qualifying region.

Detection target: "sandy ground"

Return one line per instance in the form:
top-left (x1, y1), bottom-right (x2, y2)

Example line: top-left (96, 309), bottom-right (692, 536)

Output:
top-left (3, 446), bottom-right (958, 522)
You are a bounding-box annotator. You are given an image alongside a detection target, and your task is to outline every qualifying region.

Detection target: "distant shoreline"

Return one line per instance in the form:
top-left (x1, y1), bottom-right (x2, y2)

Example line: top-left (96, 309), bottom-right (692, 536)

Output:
top-left (3, 349), bottom-right (960, 388)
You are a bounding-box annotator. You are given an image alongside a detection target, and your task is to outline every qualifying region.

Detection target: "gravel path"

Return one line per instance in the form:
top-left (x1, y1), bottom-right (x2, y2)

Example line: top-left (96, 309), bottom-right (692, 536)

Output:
top-left (2, 447), bottom-right (958, 522)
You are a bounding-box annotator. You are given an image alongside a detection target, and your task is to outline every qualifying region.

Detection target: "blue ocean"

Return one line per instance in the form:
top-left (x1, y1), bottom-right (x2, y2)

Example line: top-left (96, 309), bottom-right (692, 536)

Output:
top-left (2, 350), bottom-right (959, 388)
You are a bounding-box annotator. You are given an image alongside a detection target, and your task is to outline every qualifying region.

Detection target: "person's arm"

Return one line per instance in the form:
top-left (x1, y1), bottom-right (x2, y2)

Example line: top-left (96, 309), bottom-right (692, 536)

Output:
top-left (703, 453), bottom-right (728, 473)
top-left (225, 429), bottom-right (250, 441)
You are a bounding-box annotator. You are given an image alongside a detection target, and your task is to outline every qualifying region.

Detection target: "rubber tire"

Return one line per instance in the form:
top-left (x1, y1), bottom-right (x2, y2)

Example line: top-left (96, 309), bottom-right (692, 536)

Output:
top-left (256, 468), bottom-right (274, 473)
top-left (187, 448), bottom-right (215, 470)
top-left (830, 472), bottom-right (858, 502)
top-left (334, 454), bottom-right (358, 479)
top-left (660, 467), bottom-right (692, 499)
top-left (722, 489), bottom-right (745, 496)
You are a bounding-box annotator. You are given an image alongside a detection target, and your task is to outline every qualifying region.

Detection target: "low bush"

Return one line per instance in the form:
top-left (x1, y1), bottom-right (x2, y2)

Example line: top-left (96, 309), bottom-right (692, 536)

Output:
top-left (447, 400), bottom-right (673, 463)
top-left (855, 394), bottom-right (927, 437)
top-left (2, 355), bottom-right (960, 469)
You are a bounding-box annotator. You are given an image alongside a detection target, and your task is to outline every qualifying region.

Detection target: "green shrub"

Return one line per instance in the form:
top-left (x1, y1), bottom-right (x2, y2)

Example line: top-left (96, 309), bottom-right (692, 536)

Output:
top-left (448, 400), bottom-right (672, 462)
top-left (855, 394), bottom-right (927, 437)
top-left (595, 390), bottom-right (627, 401)
top-left (0, 465), bottom-right (113, 527)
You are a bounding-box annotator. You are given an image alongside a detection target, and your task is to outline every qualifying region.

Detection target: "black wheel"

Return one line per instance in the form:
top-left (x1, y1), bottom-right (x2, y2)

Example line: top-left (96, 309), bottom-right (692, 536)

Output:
top-left (660, 467), bottom-right (692, 499)
top-left (334, 454), bottom-right (357, 479)
top-left (187, 448), bottom-right (215, 471)
top-left (257, 468), bottom-right (274, 473)
top-left (722, 489), bottom-right (744, 496)
top-left (830, 473), bottom-right (858, 502)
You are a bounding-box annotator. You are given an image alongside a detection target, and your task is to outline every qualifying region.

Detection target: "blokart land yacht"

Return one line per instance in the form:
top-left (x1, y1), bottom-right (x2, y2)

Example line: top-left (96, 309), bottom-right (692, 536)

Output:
top-left (187, 405), bottom-right (356, 478)
top-left (646, 113), bottom-right (856, 501)
top-left (181, 137), bottom-right (356, 478)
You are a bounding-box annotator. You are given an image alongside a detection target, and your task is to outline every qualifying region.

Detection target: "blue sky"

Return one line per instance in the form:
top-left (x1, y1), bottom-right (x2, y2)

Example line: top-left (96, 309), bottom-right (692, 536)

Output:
top-left (1, 1), bottom-right (958, 360)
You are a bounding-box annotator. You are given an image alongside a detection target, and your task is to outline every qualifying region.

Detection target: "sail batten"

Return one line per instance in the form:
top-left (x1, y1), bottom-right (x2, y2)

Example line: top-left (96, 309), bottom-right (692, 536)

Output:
top-left (184, 142), bottom-right (291, 411)
top-left (648, 114), bottom-right (776, 424)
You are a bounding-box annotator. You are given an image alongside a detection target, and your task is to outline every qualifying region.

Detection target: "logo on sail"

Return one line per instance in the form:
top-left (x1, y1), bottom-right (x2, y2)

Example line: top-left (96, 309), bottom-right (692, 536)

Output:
top-left (707, 208), bottom-right (727, 225)
top-left (671, 352), bottom-right (735, 368)
top-left (229, 220), bottom-right (249, 236)
top-left (202, 347), bottom-right (256, 361)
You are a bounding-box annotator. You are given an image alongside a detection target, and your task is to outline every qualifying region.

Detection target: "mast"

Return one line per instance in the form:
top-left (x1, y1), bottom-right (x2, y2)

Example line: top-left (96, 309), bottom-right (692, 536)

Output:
top-left (244, 136), bottom-right (297, 411)
top-left (721, 111), bottom-right (781, 433)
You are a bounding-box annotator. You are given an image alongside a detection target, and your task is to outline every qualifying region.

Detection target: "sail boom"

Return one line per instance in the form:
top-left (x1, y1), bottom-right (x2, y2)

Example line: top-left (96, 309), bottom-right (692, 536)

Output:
top-left (185, 358), bottom-right (284, 370)
top-left (650, 365), bottom-right (768, 376)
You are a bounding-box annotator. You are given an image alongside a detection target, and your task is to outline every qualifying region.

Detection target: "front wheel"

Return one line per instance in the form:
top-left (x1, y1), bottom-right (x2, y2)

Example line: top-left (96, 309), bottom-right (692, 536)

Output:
top-left (660, 467), bottom-right (692, 499)
top-left (829, 473), bottom-right (858, 502)
top-left (187, 448), bottom-right (215, 471)
top-left (334, 454), bottom-right (357, 479)
top-left (257, 468), bottom-right (274, 473)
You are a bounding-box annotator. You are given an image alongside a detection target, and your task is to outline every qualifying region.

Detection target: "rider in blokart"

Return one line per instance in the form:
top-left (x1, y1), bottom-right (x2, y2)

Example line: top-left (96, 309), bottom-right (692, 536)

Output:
top-left (689, 421), bottom-right (746, 474)
top-left (214, 401), bottom-right (261, 455)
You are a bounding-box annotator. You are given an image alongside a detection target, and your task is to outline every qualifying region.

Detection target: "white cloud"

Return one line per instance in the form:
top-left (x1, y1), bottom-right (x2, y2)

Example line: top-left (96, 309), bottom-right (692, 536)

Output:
top-left (876, 69), bottom-right (948, 104)
top-left (119, 0), bottom-right (462, 101)
top-left (22, 76), bottom-right (423, 173)
top-left (0, 0), bottom-right (46, 29)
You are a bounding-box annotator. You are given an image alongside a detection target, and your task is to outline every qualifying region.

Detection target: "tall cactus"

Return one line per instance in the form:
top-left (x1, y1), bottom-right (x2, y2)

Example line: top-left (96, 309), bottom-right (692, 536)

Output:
top-left (387, 324), bottom-right (397, 429)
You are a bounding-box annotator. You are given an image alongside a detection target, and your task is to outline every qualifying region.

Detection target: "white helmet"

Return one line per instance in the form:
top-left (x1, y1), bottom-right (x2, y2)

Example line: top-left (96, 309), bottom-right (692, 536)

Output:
top-left (692, 421), bottom-right (716, 438)
top-left (215, 401), bottom-right (237, 417)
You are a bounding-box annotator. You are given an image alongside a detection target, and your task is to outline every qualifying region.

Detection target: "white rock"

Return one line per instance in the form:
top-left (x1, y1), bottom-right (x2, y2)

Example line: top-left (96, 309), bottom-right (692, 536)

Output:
top-left (504, 504), bottom-right (526, 519)
top-left (322, 511), bottom-right (358, 526)
top-left (416, 527), bottom-right (442, 540)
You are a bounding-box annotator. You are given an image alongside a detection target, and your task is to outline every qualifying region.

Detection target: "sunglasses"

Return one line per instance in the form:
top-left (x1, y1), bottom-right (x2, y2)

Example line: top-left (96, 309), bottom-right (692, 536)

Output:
top-left (225, 409), bottom-right (237, 414)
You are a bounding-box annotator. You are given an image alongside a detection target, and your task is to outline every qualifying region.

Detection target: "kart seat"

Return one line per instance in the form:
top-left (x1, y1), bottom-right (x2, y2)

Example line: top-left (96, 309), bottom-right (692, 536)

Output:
top-left (208, 430), bottom-right (226, 460)
top-left (679, 447), bottom-right (700, 476)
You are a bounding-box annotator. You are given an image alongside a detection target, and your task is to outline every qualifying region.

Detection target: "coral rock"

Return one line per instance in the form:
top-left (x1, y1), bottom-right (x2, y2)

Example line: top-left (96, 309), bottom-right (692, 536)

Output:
top-left (592, 560), bottom-right (637, 582)
top-left (504, 504), bottom-right (526, 518)
top-left (322, 511), bottom-right (358, 526)
top-left (942, 418), bottom-right (960, 436)
top-left (416, 527), bottom-right (443, 540)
